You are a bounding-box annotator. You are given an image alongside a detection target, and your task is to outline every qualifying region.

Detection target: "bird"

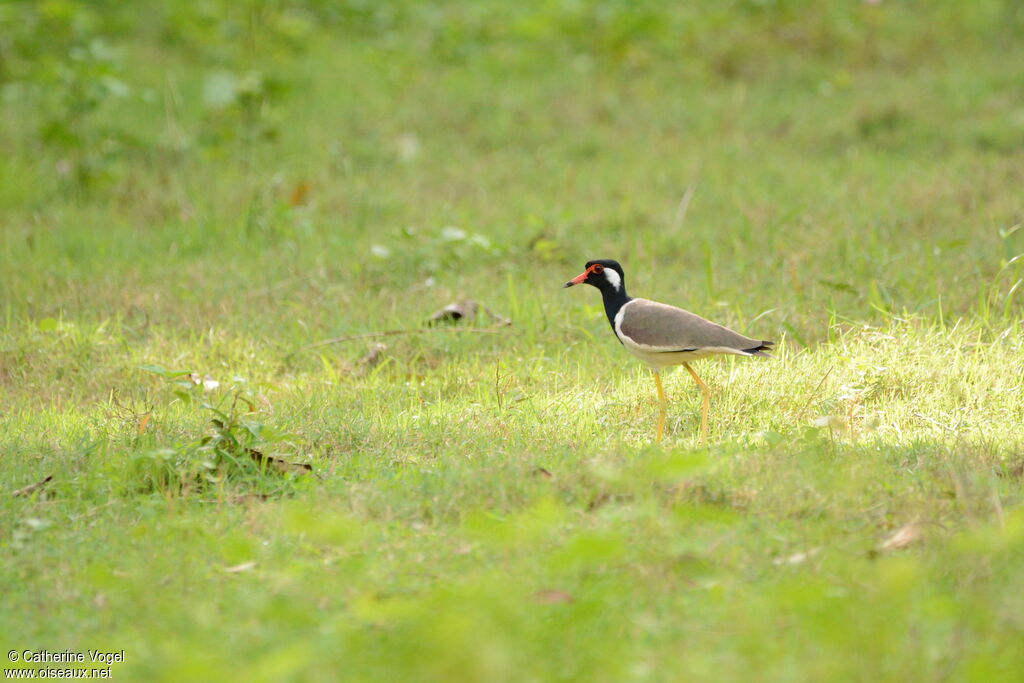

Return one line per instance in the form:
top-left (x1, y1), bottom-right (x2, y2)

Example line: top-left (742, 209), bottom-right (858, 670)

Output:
top-left (564, 259), bottom-right (773, 443)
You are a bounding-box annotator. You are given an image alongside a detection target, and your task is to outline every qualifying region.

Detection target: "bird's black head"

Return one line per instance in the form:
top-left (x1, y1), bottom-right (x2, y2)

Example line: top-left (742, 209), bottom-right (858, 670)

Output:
top-left (563, 259), bottom-right (626, 293)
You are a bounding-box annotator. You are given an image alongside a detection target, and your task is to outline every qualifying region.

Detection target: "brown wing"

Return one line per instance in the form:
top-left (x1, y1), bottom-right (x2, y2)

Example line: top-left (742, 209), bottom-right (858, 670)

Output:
top-left (618, 299), bottom-right (768, 353)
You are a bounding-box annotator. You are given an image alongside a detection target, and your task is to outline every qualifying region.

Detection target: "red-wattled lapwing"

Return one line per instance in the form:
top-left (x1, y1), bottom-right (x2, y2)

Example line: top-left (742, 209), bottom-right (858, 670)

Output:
top-left (564, 259), bottom-right (773, 443)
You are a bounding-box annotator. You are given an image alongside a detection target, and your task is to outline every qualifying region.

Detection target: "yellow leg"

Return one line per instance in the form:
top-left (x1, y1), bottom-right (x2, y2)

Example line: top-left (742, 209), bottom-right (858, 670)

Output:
top-left (683, 362), bottom-right (711, 443)
top-left (653, 372), bottom-right (667, 444)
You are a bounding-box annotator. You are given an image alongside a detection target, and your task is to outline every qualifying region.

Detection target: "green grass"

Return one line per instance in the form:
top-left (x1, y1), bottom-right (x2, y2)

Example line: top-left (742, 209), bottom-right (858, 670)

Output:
top-left (3, 1), bottom-right (1024, 680)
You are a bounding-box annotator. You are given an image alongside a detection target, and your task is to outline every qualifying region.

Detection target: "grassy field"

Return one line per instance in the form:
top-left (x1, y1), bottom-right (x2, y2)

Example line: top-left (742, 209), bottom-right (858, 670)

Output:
top-left (3, 1), bottom-right (1024, 680)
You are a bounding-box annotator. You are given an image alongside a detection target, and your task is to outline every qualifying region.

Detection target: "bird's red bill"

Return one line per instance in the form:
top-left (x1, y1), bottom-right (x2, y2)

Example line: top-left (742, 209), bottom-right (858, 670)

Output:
top-left (565, 265), bottom-right (596, 287)
top-left (568, 270), bottom-right (589, 285)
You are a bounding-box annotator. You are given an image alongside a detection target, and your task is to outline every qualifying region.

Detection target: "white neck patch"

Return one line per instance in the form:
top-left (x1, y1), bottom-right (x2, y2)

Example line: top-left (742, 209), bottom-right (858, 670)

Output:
top-left (603, 268), bottom-right (622, 291)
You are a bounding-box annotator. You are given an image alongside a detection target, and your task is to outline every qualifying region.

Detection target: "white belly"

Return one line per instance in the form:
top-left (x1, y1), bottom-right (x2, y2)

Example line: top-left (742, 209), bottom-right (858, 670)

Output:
top-left (620, 343), bottom-right (742, 370)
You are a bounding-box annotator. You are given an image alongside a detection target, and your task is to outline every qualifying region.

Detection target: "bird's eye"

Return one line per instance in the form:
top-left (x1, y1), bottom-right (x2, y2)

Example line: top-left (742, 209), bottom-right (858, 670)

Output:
top-left (592, 264), bottom-right (604, 274)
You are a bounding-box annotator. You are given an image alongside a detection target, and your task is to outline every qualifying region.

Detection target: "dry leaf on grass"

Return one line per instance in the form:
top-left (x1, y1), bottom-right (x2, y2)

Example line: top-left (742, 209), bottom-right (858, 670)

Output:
top-left (427, 299), bottom-right (511, 327)
top-left (223, 561), bottom-right (257, 573)
top-left (13, 475), bottom-right (54, 498)
top-left (772, 548), bottom-right (821, 566)
top-left (532, 467), bottom-right (553, 479)
top-left (532, 589), bottom-right (574, 605)
top-left (247, 448), bottom-right (313, 475)
top-left (878, 522), bottom-right (923, 552)
top-left (428, 300), bottom-right (479, 324)
top-left (289, 181), bottom-right (312, 207)
top-left (360, 343), bottom-right (388, 368)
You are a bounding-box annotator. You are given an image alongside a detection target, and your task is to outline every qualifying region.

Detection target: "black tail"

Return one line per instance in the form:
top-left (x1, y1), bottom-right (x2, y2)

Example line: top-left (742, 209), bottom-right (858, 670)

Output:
top-left (744, 340), bottom-right (775, 357)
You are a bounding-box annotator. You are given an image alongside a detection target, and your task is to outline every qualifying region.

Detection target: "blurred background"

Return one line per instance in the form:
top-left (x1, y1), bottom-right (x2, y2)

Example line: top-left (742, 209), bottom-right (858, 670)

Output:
top-left (2, 0), bottom-right (1023, 339)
